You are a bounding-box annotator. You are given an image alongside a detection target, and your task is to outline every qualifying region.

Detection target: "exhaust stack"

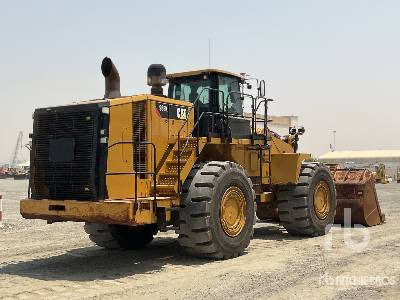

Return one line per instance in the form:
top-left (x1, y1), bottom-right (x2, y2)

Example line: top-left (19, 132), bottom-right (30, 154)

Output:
top-left (101, 57), bottom-right (121, 99)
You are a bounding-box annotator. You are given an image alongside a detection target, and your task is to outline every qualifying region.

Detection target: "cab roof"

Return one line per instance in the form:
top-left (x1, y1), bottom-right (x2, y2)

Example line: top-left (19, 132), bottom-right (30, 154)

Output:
top-left (167, 69), bottom-right (244, 80)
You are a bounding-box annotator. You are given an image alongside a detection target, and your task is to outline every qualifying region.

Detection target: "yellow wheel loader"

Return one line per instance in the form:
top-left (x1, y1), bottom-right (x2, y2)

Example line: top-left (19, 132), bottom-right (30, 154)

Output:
top-left (373, 163), bottom-right (389, 184)
top-left (20, 58), bottom-right (384, 259)
top-left (397, 168), bottom-right (400, 183)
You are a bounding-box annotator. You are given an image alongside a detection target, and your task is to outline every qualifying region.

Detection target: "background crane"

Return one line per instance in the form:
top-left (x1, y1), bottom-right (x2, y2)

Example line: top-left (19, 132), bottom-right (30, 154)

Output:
top-left (10, 131), bottom-right (23, 168)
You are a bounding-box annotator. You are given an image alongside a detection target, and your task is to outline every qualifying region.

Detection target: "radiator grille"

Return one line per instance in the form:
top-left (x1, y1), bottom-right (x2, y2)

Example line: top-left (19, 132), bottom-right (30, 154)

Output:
top-left (31, 105), bottom-right (100, 200)
top-left (132, 101), bottom-right (146, 176)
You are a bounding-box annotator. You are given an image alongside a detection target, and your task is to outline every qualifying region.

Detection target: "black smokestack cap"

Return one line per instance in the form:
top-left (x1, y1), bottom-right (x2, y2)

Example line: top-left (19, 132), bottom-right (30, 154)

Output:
top-left (101, 57), bottom-right (121, 99)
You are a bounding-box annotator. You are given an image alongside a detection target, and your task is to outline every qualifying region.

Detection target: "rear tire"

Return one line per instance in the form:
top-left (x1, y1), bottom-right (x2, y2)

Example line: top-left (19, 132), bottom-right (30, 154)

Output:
top-left (176, 161), bottom-right (255, 259)
top-left (84, 223), bottom-right (157, 249)
top-left (277, 162), bottom-right (336, 236)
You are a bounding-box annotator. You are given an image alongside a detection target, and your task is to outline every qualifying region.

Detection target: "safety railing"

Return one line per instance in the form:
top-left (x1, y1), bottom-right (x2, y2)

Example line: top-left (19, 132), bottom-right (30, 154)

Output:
top-left (227, 85), bottom-right (273, 185)
top-left (106, 141), bottom-right (157, 202)
top-left (175, 82), bottom-right (273, 194)
top-left (176, 87), bottom-right (225, 194)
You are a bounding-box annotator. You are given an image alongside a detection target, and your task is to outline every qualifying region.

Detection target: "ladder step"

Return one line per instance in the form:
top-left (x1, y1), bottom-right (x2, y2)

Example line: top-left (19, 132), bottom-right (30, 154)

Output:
top-left (166, 159), bottom-right (188, 164)
top-left (173, 149), bottom-right (193, 155)
top-left (254, 119), bottom-right (273, 123)
top-left (159, 173), bottom-right (179, 178)
top-left (153, 184), bottom-right (175, 191)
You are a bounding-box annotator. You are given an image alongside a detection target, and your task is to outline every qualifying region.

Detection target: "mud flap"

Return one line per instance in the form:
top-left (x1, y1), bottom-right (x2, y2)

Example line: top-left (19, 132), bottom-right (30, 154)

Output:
top-left (329, 166), bottom-right (385, 227)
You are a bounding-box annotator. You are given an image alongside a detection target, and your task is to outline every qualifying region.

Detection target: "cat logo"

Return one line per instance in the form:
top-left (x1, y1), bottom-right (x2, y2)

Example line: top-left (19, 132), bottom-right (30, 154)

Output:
top-left (177, 107), bottom-right (187, 120)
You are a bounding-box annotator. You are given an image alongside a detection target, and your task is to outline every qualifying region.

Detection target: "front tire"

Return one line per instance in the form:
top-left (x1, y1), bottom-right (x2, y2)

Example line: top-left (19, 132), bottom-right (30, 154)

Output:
top-left (277, 162), bottom-right (336, 236)
top-left (176, 161), bottom-right (255, 259)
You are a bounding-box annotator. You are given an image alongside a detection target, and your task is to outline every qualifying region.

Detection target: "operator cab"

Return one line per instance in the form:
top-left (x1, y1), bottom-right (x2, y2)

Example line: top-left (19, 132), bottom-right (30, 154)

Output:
top-left (167, 69), bottom-right (250, 138)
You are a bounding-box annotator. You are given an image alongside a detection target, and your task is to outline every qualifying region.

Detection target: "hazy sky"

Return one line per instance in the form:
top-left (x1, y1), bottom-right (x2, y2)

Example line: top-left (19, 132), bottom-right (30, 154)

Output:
top-left (1, 0), bottom-right (399, 163)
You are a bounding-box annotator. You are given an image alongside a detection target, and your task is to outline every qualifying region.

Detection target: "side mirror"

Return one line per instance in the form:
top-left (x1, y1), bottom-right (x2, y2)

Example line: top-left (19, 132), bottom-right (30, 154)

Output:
top-left (259, 80), bottom-right (266, 98)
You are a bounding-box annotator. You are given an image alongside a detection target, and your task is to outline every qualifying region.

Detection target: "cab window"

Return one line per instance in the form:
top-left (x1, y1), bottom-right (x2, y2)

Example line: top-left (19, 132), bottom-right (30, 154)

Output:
top-left (168, 76), bottom-right (210, 107)
top-left (218, 75), bottom-right (242, 115)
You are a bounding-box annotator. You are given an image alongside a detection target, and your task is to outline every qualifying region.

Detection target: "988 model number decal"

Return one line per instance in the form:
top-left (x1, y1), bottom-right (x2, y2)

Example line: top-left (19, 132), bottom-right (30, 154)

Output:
top-left (155, 102), bottom-right (188, 120)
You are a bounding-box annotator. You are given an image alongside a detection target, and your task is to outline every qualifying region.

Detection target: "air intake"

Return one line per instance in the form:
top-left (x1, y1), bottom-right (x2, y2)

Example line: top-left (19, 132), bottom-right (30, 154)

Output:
top-left (132, 101), bottom-right (147, 177)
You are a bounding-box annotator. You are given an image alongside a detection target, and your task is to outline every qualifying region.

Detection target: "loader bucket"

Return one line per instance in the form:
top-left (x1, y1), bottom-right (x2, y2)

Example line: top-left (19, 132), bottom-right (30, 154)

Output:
top-left (330, 167), bottom-right (385, 227)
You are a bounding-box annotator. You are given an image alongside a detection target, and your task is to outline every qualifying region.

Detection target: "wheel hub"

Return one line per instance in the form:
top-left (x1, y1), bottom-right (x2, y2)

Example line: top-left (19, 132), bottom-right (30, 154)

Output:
top-left (313, 181), bottom-right (331, 220)
top-left (220, 186), bottom-right (246, 237)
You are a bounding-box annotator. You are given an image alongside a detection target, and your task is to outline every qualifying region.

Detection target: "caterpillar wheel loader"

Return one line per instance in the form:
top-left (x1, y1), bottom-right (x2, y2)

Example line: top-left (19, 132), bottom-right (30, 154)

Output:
top-left (20, 57), bottom-right (383, 259)
top-left (397, 167), bottom-right (400, 183)
top-left (373, 163), bottom-right (389, 184)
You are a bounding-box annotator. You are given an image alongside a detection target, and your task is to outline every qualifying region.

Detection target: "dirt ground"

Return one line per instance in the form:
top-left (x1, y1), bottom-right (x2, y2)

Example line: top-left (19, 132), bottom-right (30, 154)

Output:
top-left (0, 179), bottom-right (399, 300)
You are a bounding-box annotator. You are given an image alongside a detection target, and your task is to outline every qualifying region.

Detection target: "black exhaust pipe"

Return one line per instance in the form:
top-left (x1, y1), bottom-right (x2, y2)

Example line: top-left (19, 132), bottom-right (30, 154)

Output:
top-left (101, 57), bottom-right (121, 99)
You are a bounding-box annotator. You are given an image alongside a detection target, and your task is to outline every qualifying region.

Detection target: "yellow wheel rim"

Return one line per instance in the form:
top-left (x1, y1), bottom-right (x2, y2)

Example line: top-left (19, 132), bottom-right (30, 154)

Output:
top-left (313, 181), bottom-right (331, 220)
top-left (220, 186), bottom-right (247, 237)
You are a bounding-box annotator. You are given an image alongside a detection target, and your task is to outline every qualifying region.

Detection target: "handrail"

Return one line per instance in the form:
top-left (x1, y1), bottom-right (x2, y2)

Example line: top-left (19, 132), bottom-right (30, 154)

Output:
top-left (176, 87), bottom-right (209, 136)
top-left (174, 83), bottom-right (273, 195)
top-left (177, 87), bottom-right (225, 194)
top-left (253, 97), bottom-right (273, 138)
top-left (107, 141), bottom-right (157, 202)
top-left (225, 91), bottom-right (256, 139)
top-left (178, 111), bottom-right (228, 161)
top-left (179, 92), bottom-right (227, 157)
top-left (174, 78), bottom-right (273, 196)
top-left (225, 91), bottom-right (255, 113)
top-left (177, 87), bottom-right (225, 145)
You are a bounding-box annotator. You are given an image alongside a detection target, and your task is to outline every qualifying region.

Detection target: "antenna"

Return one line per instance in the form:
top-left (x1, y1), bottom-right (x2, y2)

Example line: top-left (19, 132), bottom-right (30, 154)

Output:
top-left (208, 38), bottom-right (211, 68)
top-left (332, 130), bottom-right (336, 151)
top-left (330, 130), bottom-right (336, 152)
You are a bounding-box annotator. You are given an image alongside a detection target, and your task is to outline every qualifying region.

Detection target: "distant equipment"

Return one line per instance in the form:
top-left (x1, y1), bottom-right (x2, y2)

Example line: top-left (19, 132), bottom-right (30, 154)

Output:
top-left (373, 163), bottom-right (389, 184)
top-left (10, 131), bottom-right (23, 168)
top-left (0, 194), bottom-right (3, 226)
top-left (397, 168), bottom-right (400, 183)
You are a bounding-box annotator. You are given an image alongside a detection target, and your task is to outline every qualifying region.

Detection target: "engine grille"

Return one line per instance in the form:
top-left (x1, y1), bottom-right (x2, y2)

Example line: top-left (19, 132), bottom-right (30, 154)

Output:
top-left (132, 101), bottom-right (147, 176)
top-left (31, 104), bottom-right (101, 200)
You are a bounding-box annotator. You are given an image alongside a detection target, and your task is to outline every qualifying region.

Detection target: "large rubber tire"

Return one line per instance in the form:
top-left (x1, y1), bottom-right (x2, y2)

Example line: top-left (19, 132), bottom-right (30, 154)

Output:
top-left (277, 162), bottom-right (336, 236)
top-left (176, 161), bottom-right (255, 259)
top-left (84, 223), bottom-right (157, 249)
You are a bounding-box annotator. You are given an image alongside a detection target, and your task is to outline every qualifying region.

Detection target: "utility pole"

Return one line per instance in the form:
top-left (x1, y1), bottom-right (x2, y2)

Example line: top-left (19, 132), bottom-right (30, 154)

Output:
top-left (332, 130), bottom-right (336, 152)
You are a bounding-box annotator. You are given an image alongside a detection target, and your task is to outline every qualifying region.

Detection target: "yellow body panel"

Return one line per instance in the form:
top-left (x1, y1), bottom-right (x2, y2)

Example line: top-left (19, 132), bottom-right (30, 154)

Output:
top-left (107, 99), bottom-right (134, 199)
top-left (21, 198), bottom-right (136, 225)
top-left (199, 136), bottom-right (308, 185)
top-left (20, 197), bottom-right (180, 225)
top-left (270, 153), bottom-right (310, 184)
top-left (106, 94), bottom-right (193, 199)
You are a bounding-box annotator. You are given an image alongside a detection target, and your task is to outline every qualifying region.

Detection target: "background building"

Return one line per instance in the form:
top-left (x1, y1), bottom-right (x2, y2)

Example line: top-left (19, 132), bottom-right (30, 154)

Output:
top-left (244, 113), bottom-right (298, 136)
top-left (318, 150), bottom-right (400, 177)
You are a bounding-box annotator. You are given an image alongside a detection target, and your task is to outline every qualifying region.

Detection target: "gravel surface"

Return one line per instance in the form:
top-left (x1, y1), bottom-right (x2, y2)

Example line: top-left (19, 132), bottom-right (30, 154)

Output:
top-left (0, 179), bottom-right (399, 299)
